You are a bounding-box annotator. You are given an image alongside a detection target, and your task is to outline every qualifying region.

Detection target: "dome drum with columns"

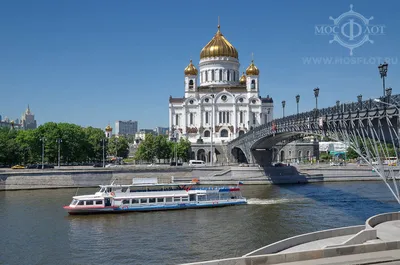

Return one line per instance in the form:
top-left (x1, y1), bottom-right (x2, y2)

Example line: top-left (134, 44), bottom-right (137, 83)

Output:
top-left (169, 23), bottom-right (274, 162)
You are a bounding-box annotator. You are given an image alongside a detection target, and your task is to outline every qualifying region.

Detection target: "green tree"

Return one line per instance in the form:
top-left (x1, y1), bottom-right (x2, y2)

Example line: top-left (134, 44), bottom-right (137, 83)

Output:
top-left (108, 136), bottom-right (130, 158)
top-left (176, 138), bottom-right (191, 162)
top-left (57, 123), bottom-right (87, 163)
top-left (0, 128), bottom-right (21, 166)
top-left (84, 126), bottom-right (107, 162)
top-left (134, 134), bottom-right (157, 163)
top-left (15, 129), bottom-right (40, 164)
top-left (155, 135), bottom-right (171, 163)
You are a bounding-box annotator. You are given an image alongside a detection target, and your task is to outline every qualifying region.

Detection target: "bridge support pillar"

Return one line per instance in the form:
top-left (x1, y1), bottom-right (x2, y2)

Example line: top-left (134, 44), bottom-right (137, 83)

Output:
top-left (251, 149), bottom-right (274, 167)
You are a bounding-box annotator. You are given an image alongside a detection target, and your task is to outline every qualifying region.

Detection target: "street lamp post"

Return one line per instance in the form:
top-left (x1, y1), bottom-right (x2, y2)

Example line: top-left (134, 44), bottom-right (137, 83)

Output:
top-left (210, 91), bottom-right (215, 166)
top-left (101, 139), bottom-right (106, 167)
top-left (282, 100), bottom-right (286, 118)
top-left (336, 100), bottom-right (340, 112)
top-left (56, 138), bottom-right (62, 168)
top-left (174, 130), bottom-right (178, 167)
top-left (314, 87), bottom-right (320, 109)
top-left (378, 62), bottom-right (388, 97)
top-left (40, 137), bottom-right (45, 169)
top-left (295, 95), bottom-right (300, 115)
top-left (314, 87), bottom-right (320, 117)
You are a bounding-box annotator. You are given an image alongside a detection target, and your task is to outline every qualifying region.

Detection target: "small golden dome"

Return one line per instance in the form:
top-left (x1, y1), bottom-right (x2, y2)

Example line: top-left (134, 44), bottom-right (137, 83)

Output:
top-left (105, 125), bottom-right (112, 131)
top-left (184, 60), bottom-right (198, 76)
top-left (239, 72), bottom-right (246, 85)
top-left (200, 25), bottom-right (238, 59)
top-left (246, 60), bottom-right (259, 76)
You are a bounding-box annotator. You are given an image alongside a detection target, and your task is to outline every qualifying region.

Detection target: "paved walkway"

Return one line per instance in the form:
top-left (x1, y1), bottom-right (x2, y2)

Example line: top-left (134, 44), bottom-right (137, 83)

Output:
top-left (279, 235), bottom-right (352, 253)
top-left (376, 220), bottom-right (400, 242)
top-left (272, 249), bottom-right (400, 265)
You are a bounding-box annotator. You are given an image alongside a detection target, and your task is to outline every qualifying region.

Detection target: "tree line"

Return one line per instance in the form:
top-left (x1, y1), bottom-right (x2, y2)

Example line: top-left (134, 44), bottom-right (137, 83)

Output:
top-left (0, 122), bottom-right (129, 166)
top-left (134, 134), bottom-right (191, 163)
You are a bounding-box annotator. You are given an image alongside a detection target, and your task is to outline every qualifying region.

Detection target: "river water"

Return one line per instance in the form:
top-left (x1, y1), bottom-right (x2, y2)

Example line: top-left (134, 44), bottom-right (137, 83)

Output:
top-left (1, 181), bottom-right (399, 265)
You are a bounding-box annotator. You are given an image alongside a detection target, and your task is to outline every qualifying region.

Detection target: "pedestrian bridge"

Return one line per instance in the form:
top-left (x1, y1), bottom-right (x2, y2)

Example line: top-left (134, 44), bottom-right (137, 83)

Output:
top-left (228, 94), bottom-right (400, 203)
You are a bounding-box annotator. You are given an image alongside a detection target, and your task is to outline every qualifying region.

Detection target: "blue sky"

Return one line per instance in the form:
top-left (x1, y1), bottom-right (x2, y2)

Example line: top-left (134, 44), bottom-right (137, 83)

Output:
top-left (1, 0), bottom-right (399, 130)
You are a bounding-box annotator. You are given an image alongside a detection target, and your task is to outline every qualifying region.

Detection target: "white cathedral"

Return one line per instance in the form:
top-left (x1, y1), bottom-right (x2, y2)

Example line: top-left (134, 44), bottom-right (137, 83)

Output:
top-left (169, 24), bottom-right (274, 162)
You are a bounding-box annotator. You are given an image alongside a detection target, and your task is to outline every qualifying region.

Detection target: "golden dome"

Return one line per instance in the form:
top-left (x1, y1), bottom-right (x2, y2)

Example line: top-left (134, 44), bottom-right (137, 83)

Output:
top-left (184, 60), bottom-right (198, 76)
top-left (200, 25), bottom-right (238, 59)
top-left (239, 72), bottom-right (246, 85)
top-left (246, 60), bottom-right (259, 76)
top-left (105, 125), bottom-right (112, 131)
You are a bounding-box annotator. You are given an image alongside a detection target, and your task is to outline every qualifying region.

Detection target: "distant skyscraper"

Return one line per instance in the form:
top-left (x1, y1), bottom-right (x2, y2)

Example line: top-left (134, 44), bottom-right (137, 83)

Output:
top-left (154, 127), bottom-right (168, 135)
top-left (21, 105), bottom-right (37, 130)
top-left (115, 120), bottom-right (138, 136)
top-left (0, 115), bottom-right (2, 121)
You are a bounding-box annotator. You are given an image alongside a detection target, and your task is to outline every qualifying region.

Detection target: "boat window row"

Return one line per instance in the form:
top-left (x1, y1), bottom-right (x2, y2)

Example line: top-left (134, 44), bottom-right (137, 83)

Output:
top-left (72, 199), bottom-right (103, 206)
top-left (100, 186), bottom-right (191, 193)
top-left (121, 196), bottom-right (189, 204)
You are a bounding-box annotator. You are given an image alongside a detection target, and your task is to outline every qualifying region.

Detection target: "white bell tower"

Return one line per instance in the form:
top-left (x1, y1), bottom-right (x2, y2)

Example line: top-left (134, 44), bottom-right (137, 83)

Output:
top-left (184, 60), bottom-right (198, 98)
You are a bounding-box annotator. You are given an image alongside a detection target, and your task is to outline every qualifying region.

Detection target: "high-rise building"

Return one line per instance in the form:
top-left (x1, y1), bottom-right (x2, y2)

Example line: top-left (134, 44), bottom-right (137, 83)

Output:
top-left (115, 120), bottom-right (138, 136)
top-left (21, 105), bottom-right (37, 130)
top-left (0, 115), bottom-right (2, 121)
top-left (154, 127), bottom-right (168, 135)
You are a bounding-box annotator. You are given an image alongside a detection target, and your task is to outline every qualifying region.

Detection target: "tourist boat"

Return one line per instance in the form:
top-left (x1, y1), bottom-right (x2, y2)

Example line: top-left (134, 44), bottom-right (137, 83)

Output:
top-left (63, 178), bottom-right (247, 215)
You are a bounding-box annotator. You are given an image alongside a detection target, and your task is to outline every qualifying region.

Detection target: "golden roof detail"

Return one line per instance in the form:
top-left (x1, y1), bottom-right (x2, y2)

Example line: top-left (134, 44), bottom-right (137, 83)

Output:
top-left (105, 125), bottom-right (112, 131)
top-left (184, 60), bottom-right (198, 76)
top-left (246, 60), bottom-right (259, 76)
top-left (200, 25), bottom-right (238, 59)
top-left (239, 72), bottom-right (246, 84)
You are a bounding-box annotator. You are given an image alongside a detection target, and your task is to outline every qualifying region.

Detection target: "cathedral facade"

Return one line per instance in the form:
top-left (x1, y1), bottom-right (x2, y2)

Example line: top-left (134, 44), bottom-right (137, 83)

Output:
top-left (169, 24), bottom-right (274, 162)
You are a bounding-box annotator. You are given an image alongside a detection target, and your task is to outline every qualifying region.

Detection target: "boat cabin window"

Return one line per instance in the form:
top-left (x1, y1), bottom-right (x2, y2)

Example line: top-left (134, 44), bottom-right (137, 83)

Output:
top-left (86, 200), bottom-right (94, 205)
top-left (95, 200), bottom-right (103, 205)
top-left (71, 199), bottom-right (78, 205)
top-left (140, 198), bottom-right (147, 204)
top-left (174, 197), bottom-right (181, 202)
top-left (157, 198), bottom-right (164, 203)
top-left (182, 197), bottom-right (189, 202)
top-left (189, 194), bottom-right (196, 201)
top-left (121, 187), bottom-right (128, 192)
top-left (166, 197), bottom-right (172, 202)
top-left (149, 198), bottom-right (156, 203)
top-left (122, 199), bottom-right (129, 204)
top-left (107, 187), bottom-right (112, 193)
top-left (78, 200), bottom-right (84, 205)
top-left (131, 199), bottom-right (139, 204)
top-left (99, 187), bottom-right (105, 192)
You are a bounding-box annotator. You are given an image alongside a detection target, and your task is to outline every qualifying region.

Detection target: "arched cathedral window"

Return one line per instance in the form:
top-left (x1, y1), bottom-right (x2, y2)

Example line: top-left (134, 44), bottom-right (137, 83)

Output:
top-left (227, 70), bottom-right (230, 81)
top-left (233, 71), bottom-right (236, 81)
top-left (251, 80), bottom-right (255, 89)
top-left (211, 70), bottom-right (215, 81)
top-left (189, 80), bottom-right (194, 89)
top-left (219, 69), bottom-right (222, 81)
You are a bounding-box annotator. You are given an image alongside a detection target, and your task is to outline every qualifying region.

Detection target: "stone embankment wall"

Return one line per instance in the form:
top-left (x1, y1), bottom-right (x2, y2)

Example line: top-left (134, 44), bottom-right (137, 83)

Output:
top-left (0, 167), bottom-right (195, 190)
top-left (0, 164), bottom-right (383, 190)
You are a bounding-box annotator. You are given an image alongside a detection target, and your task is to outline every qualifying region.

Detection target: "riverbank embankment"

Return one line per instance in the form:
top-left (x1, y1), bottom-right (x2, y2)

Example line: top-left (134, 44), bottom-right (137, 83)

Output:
top-left (0, 163), bottom-right (385, 190)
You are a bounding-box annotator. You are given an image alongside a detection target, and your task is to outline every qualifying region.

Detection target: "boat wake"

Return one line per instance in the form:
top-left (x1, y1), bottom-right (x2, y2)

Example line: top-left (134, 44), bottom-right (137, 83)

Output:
top-left (246, 198), bottom-right (295, 205)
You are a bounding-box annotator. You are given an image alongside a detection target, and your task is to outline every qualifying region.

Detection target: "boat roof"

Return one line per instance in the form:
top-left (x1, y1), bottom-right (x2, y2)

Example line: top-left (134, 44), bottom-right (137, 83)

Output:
top-left (99, 182), bottom-right (197, 188)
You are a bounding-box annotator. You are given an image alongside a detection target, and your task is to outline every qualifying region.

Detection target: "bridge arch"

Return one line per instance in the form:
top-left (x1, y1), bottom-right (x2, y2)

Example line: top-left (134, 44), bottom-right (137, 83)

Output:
top-left (231, 147), bottom-right (248, 164)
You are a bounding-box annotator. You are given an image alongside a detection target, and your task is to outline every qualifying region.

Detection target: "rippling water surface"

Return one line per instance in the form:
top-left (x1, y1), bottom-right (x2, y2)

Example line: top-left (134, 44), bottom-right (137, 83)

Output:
top-left (1, 181), bottom-right (399, 265)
